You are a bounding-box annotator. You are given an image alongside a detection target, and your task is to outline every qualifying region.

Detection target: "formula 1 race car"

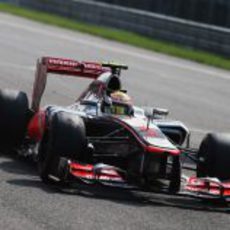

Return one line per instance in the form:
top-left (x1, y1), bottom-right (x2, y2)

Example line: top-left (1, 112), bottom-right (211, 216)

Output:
top-left (1, 57), bottom-right (230, 200)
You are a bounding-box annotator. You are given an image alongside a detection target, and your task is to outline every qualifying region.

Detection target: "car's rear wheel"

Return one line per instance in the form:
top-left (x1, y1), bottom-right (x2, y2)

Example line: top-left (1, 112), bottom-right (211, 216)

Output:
top-left (0, 89), bottom-right (29, 152)
top-left (197, 133), bottom-right (230, 180)
top-left (37, 111), bottom-right (87, 183)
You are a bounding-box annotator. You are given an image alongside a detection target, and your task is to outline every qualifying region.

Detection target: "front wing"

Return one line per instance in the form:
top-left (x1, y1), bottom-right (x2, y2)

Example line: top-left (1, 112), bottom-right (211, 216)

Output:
top-left (66, 160), bottom-right (230, 201)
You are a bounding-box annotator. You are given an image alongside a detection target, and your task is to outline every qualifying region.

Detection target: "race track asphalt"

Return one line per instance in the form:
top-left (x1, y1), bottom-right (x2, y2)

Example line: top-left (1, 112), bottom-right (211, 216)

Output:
top-left (0, 12), bottom-right (230, 230)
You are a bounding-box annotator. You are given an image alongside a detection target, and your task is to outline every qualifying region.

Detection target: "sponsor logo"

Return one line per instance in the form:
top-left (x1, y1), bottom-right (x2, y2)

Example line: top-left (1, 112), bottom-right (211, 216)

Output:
top-left (48, 58), bottom-right (78, 67)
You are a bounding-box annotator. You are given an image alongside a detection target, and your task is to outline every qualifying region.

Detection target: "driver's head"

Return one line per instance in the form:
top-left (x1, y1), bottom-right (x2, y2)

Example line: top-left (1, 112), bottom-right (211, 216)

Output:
top-left (110, 91), bottom-right (133, 115)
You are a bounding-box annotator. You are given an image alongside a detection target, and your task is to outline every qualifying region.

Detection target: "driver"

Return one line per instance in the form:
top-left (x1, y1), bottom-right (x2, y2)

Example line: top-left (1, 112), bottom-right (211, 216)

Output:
top-left (103, 90), bottom-right (133, 115)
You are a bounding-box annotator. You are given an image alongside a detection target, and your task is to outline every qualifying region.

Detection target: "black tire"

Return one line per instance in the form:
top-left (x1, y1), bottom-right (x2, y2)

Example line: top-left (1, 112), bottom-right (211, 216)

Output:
top-left (197, 133), bottom-right (230, 180)
top-left (0, 89), bottom-right (29, 152)
top-left (37, 111), bottom-right (87, 183)
top-left (169, 156), bottom-right (181, 193)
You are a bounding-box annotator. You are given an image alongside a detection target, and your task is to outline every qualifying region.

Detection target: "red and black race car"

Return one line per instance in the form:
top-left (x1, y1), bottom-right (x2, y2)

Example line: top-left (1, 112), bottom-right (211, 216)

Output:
top-left (1, 57), bottom-right (230, 200)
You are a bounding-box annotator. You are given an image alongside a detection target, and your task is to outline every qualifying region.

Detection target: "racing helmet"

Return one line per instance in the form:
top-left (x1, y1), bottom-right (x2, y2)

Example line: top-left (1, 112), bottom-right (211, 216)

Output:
top-left (110, 90), bottom-right (133, 115)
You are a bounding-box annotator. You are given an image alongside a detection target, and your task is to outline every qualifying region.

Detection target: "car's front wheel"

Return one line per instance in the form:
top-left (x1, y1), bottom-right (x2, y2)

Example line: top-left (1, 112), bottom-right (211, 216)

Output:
top-left (37, 111), bottom-right (87, 183)
top-left (197, 133), bottom-right (230, 180)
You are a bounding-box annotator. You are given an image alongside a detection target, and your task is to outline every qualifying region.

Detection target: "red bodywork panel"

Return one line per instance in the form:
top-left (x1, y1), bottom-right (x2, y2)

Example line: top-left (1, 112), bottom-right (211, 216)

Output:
top-left (45, 57), bottom-right (108, 78)
top-left (70, 161), bottom-right (125, 183)
top-left (27, 110), bottom-right (46, 141)
top-left (185, 176), bottom-right (230, 197)
top-left (145, 145), bottom-right (181, 155)
top-left (32, 57), bottom-right (109, 112)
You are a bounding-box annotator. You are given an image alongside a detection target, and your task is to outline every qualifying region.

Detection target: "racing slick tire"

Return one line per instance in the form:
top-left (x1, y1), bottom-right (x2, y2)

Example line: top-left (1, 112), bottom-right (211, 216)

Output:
top-left (0, 89), bottom-right (29, 152)
top-left (197, 133), bottom-right (230, 180)
top-left (37, 111), bottom-right (87, 183)
top-left (169, 156), bottom-right (181, 193)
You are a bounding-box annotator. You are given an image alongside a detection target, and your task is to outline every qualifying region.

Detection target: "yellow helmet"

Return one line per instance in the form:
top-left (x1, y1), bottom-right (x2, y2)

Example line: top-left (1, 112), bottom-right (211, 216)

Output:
top-left (110, 91), bottom-right (133, 115)
top-left (110, 91), bottom-right (131, 103)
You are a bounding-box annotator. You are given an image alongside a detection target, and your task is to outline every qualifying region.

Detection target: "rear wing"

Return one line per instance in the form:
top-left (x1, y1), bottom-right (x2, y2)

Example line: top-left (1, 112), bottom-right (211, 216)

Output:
top-left (31, 57), bottom-right (109, 111)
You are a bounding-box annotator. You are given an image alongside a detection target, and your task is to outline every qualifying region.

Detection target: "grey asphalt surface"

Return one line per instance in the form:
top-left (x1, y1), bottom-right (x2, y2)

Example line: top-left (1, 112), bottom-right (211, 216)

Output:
top-left (0, 12), bottom-right (230, 230)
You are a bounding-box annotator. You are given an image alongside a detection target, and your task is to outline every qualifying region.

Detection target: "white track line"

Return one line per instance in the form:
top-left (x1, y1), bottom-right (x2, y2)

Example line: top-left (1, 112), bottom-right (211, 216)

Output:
top-left (0, 19), bottom-right (230, 79)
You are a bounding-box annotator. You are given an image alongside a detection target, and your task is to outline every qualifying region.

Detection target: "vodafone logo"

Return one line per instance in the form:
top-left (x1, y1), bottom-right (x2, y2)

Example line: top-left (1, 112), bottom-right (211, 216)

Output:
top-left (48, 58), bottom-right (78, 67)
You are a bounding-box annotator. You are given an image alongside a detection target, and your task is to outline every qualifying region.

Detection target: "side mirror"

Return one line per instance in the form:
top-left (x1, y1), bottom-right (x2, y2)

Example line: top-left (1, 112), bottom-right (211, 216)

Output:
top-left (144, 107), bottom-right (169, 119)
top-left (153, 108), bottom-right (169, 118)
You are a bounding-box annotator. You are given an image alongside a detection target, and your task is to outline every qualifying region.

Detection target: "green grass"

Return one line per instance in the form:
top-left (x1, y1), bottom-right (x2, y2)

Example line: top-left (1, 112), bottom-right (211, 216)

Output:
top-left (0, 3), bottom-right (230, 70)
